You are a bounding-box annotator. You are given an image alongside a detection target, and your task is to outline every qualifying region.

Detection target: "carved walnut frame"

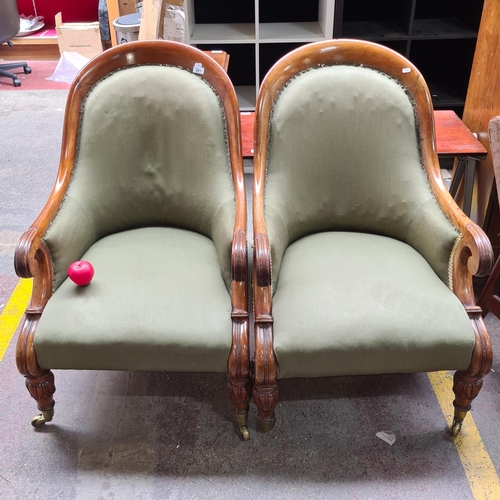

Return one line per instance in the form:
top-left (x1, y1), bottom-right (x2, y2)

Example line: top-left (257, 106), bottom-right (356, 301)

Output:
top-left (252, 39), bottom-right (493, 436)
top-left (14, 41), bottom-right (250, 438)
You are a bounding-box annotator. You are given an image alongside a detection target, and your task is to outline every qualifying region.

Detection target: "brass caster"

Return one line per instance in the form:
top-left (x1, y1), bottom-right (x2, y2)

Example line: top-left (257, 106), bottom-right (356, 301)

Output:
top-left (236, 413), bottom-right (250, 441)
top-left (451, 418), bottom-right (463, 437)
top-left (240, 425), bottom-right (250, 441)
top-left (259, 416), bottom-right (276, 433)
top-left (31, 408), bottom-right (54, 428)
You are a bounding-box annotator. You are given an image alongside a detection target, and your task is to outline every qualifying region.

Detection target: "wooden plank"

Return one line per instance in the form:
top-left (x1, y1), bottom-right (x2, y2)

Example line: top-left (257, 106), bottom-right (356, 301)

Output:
top-left (462, 0), bottom-right (500, 225)
top-left (106, 0), bottom-right (121, 46)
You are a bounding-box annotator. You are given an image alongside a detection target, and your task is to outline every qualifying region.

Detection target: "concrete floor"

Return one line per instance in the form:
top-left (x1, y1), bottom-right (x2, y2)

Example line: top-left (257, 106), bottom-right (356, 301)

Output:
top-left (1, 90), bottom-right (499, 499)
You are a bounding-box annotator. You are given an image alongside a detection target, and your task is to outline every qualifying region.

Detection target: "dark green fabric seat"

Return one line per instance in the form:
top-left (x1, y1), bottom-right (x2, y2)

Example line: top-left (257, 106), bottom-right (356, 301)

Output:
top-left (35, 228), bottom-right (232, 373)
top-left (273, 232), bottom-right (474, 379)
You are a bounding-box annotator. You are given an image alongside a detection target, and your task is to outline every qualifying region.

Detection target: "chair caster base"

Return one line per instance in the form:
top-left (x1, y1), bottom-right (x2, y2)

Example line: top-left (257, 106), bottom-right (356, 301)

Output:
top-left (450, 408), bottom-right (468, 437)
top-left (258, 416), bottom-right (276, 433)
top-left (31, 408), bottom-right (54, 428)
top-left (236, 413), bottom-right (250, 440)
top-left (240, 425), bottom-right (250, 440)
top-left (451, 417), bottom-right (463, 437)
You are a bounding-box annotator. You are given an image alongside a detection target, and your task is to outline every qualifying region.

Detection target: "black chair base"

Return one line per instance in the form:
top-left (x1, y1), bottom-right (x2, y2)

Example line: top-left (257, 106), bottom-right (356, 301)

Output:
top-left (0, 62), bottom-right (32, 87)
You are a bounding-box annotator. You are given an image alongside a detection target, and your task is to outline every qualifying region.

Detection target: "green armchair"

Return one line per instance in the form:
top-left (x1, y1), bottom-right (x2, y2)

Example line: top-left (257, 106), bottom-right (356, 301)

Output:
top-left (252, 40), bottom-right (493, 436)
top-left (15, 41), bottom-right (251, 439)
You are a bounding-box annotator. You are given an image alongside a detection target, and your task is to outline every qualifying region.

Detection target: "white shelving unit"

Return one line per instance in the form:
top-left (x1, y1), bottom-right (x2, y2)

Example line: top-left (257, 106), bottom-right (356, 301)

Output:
top-left (184, 0), bottom-right (335, 110)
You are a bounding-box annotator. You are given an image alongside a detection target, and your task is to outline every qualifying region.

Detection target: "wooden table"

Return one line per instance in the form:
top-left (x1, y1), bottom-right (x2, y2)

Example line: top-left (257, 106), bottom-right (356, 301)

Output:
top-left (204, 50), bottom-right (230, 73)
top-left (435, 110), bottom-right (487, 216)
top-left (240, 109), bottom-right (487, 217)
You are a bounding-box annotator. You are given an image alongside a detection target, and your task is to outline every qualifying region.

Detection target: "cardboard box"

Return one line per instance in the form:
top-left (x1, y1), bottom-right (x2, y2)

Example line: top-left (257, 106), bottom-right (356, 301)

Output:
top-left (138, 0), bottom-right (186, 43)
top-left (55, 12), bottom-right (104, 59)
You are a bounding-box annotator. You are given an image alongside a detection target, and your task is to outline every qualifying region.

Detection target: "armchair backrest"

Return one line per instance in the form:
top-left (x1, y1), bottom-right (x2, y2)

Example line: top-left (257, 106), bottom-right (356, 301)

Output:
top-left (43, 42), bottom-right (243, 291)
top-left (254, 40), bottom-right (459, 289)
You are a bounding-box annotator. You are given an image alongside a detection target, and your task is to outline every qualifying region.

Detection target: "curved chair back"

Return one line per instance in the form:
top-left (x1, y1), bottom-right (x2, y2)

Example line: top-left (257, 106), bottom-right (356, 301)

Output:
top-left (0, 0), bottom-right (20, 44)
top-left (40, 41), bottom-right (244, 291)
top-left (254, 40), bottom-right (459, 288)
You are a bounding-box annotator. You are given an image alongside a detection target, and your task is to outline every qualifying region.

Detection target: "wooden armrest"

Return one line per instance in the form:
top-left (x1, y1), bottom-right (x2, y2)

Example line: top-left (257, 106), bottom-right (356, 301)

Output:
top-left (452, 223), bottom-right (493, 309)
top-left (231, 229), bottom-right (247, 283)
top-left (253, 233), bottom-right (273, 323)
top-left (254, 233), bottom-right (271, 288)
top-left (15, 227), bottom-right (44, 279)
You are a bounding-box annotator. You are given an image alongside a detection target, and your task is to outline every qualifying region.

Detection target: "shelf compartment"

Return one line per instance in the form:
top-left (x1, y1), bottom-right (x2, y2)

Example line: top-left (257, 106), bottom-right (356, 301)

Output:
top-left (190, 23), bottom-right (255, 43)
top-left (195, 43), bottom-right (256, 109)
top-left (342, 20), bottom-right (408, 40)
top-left (413, 0), bottom-right (484, 34)
top-left (192, 0), bottom-right (254, 24)
top-left (340, 0), bottom-right (412, 37)
top-left (259, 0), bottom-right (319, 23)
top-left (409, 38), bottom-right (477, 109)
top-left (259, 22), bottom-right (326, 42)
top-left (427, 81), bottom-right (465, 108)
top-left (411, 18), bottom-right (478, 38)
top-left (236, 86), bottom-right (257, 111)
top-left (259, 42), bottom-right (305, 84)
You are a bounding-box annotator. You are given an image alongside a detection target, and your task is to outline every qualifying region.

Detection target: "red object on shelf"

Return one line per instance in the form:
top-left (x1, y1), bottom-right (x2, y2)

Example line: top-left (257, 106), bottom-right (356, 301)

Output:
top-left (16, 0), bottom-right (99, 26)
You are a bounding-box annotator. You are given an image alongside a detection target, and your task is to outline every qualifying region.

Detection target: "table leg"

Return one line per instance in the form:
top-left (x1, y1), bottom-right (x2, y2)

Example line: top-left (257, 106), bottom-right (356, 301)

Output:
top-left (449, 157), bottom-right (466, 198)
top-left (462, 158), bottom-right (476, 217)
top-left (448, 157), bottom-right (477, 217)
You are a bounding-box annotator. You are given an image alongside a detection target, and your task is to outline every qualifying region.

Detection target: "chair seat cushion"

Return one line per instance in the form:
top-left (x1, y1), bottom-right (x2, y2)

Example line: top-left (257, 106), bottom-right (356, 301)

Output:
top-left (273, 232), bottom-right (475, 378)
top-left (35, 227), bottom-right (232, 373)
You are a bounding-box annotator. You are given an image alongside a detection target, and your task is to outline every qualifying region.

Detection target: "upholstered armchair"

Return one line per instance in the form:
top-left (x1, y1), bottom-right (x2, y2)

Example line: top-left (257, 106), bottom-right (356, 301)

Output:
top-left (252, 40), bottom-right (493, 436)
top-left (15, 41), bottom-right (251, 439)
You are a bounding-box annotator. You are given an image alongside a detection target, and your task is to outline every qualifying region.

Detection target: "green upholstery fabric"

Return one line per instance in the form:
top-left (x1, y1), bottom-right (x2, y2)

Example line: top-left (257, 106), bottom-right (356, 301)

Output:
top-left (44, 65), bottom-right (235, 291)
top-left (265, 65), bottom-right (459, 291)
top-left (35, 228), bottom-right (232, 372)
top-left (273, 232), bottom-right (474, 379)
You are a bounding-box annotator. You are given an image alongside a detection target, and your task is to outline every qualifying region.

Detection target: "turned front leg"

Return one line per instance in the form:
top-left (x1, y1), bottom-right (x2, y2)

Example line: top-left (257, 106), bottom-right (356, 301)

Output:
top-left (253, 322), bottom-right (279, 432)
top-left (16, 313), bottom-right (56, 427)
top-left (451, 314), bottom-right (492, 436)
top-left (26, 370), bottom-right (56, 427)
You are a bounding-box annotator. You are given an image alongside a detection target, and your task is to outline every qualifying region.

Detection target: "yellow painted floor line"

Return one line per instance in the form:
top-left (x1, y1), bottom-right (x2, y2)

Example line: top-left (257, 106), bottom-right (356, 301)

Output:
top-left (428, 371), bottom-right (500, 500)
top-left (0, 278), bottom-right (32, 362)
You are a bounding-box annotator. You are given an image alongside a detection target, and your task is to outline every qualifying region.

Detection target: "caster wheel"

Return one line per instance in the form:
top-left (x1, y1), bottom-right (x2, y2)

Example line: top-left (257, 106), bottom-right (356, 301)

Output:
top-left (31, 415), bottom-right (46, 428)
top-left (240, 425), bottom-right (250, 441)
top-left (24, 66), bottom-right (32, 74)
top-left (13, 78), bottom-right (21, 87)
top-left (30, 408), bottom-right (54, 427)
top-left (451, 419), bottom-right (462, 437)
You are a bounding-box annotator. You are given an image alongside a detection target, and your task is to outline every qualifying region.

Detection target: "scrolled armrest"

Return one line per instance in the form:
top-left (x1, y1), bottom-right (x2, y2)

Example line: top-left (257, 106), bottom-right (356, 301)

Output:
top-left (454, 223), bottom-right (493, 279)
top-left (452, 223), bottom-right (493, 309)
top-left (14, 227), bottom-right (42, 279)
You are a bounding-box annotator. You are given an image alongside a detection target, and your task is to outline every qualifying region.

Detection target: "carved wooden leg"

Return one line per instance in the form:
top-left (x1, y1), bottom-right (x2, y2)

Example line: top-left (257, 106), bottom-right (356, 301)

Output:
top-left (25, 370), bottom-right (56, 427)
top-left (16, 313), bottom-right (56, 427)
top-left (253, 323), bottom-right (279, 432)
top-left (451, 314), bottom-right (492, 436)
top-left (228, 316), bottom-right (251, 440)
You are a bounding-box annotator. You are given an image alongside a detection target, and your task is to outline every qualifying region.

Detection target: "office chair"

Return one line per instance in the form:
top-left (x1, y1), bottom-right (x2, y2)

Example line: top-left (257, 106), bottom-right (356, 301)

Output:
top-left (0, 0), bottom-right (32, 87)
